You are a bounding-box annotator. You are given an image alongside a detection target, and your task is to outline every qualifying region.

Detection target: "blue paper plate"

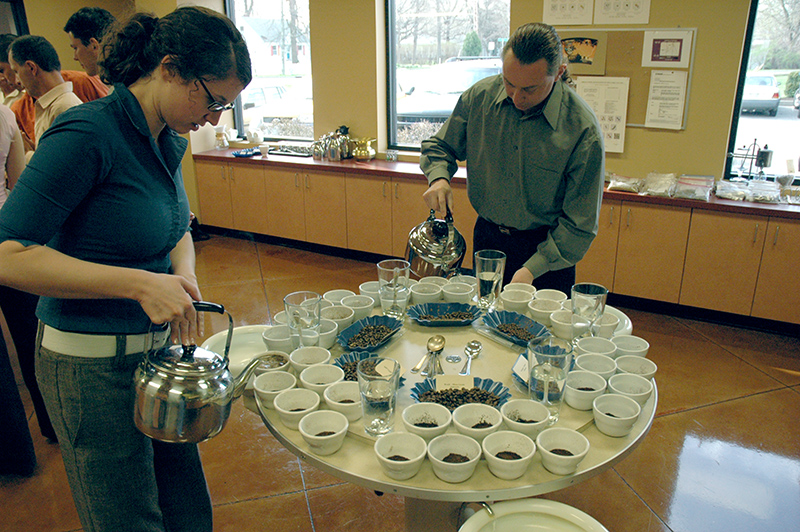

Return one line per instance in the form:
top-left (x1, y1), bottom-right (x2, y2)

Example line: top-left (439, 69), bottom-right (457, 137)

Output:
top-left (482, 310), bottom-right (550, 347)
top-left (407, 302), bottom-right (483, 327)
top-left (336, 315), bottom-right (402, 352)
top-left (332, 351), bottom-right (406, 387)
top-left (409, 377), bottom-right (511, 410)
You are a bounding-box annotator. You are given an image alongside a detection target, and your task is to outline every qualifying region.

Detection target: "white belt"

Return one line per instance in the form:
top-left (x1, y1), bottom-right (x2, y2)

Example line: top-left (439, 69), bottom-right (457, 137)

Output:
top-left (41, 325), bottom-right (171, 358)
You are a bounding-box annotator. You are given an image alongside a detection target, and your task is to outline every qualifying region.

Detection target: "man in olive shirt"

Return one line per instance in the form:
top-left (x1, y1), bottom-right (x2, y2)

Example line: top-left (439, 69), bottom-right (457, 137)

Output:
top-left (420, 23), bottom-right (604, 292)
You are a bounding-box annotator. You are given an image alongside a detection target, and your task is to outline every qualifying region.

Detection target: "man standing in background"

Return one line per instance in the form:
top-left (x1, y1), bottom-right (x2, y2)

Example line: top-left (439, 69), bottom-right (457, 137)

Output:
top-left (64, 7), bottom-right (116, 79)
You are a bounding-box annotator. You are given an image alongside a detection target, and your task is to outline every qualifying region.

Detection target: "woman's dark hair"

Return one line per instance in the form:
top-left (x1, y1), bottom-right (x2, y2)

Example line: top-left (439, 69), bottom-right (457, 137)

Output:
top-left (97, 6), bottom-right (251, 88)
top-left (503, 22), bottom-right (571, 84)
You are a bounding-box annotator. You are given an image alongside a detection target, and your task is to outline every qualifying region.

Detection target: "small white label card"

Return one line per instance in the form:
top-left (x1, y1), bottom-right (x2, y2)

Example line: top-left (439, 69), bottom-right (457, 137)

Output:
top-left (512, 354), bottom-right (529, 385)
top-left (436, 375), bottom-right (474, 390)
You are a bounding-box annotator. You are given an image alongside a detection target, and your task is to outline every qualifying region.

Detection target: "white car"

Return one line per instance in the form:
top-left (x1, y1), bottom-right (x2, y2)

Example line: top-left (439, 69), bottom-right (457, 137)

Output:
top-left (741, 73), bottom-right (781, 116)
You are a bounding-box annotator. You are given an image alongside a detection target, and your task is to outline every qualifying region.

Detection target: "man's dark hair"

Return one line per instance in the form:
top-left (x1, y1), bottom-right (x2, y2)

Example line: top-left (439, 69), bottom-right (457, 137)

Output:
top-left (64, 7), bottom-right (116, 46)
top-left (0, 34), bottom-right (17, 64)
top-left (10, 35), bottom-right (61, 72)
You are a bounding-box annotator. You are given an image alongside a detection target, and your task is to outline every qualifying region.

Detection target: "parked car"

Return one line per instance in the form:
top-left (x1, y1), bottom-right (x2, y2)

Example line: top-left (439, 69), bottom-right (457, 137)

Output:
top-left (740, 73), bottom-right (781, 116)
top-left (241, 81), bottom-right (313, 130)
top-left (794, 87), bottom-right (800, 110)
top-left (396, 58), bottom-right (502, 126)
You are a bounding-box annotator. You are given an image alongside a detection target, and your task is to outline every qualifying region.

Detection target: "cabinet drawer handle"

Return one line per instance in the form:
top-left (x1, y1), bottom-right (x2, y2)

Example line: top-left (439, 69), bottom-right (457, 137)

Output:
top-left (383, 181), bottom-right (388, 197)
top-left (395, 183), bottom-right (399, 199)
top-left (626, 208), bottom-right (631, 227)
top-left (295, 173), bottom-right (300, 188)
top-left (773, 225), bottom-right (780, 245)
top-left (753, 223), bottom-right (759, 243)
top-left (305, 174), bottom-right (310, 189)
top-left (609, 206), bottom-right (614, 226)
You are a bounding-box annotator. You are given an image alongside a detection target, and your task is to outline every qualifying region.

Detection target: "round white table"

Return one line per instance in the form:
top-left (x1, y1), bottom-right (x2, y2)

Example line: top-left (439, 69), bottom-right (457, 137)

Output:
top-left (227, 307), bottom-right (654, 531)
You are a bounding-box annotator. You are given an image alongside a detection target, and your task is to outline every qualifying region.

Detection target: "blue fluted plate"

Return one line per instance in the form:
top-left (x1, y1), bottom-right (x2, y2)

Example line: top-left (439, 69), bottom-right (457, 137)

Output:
top-left (407, 302), bottom-right (483, 327)
top-left (482, 310), bottom-right (550, 347)
top-left (336, 316), bottom-right (403, 352)
top-left (409, 377), bottom-right (511, 410)
top-left (332, 351), bottom-right (406, 387)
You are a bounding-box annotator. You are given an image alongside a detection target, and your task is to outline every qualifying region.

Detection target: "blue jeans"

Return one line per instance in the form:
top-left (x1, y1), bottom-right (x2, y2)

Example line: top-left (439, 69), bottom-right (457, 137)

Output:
top-left (35, 324), bottom-right (212, 532)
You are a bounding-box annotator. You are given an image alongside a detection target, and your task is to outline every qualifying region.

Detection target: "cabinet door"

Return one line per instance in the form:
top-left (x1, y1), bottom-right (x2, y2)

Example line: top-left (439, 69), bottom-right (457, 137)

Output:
top-left (751, 218), bottom-right (800, 324)
top-left (195, 161), bottom-right (233, 228)
top-left (576, 200), bottom-right (621, 290)
top-left (391, 177), bottom-right (430, 258)
top-left (450, 181), bottom-right (478, 269)
top-left (614, 203), bottom-right (691, 303)
top-left (229, 164), bottom-right (268, 234)
top-left (303, 170), bottom-right (347, 248)
top-left (345, 174), bottom-right (393, 255)
top-left (680, 210), bottom-right (767, 315)
top-left (264, 168), bottom-right (305, 241)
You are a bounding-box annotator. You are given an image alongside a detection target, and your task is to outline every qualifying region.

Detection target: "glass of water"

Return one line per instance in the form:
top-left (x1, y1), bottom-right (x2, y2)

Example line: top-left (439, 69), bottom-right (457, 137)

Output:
top-left (377, 259), bottom-right (411, 319)
top-left (528, 337), bottom-right (573, 424)
top-left (357, 357), bottom-right (400, 436)
top-left (474, 249), bottom-right (506, 309)
top-left (571, 283), bottom-right (608, 337)
top-left (283, 291), bottom-right (321, 349)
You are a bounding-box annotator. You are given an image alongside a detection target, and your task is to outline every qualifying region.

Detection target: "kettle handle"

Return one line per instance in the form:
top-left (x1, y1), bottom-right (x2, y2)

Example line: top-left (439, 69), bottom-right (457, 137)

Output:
top-left (428, 208), bottom-right (455, 224)
top-left (189, 301), bottom-right (234, 361)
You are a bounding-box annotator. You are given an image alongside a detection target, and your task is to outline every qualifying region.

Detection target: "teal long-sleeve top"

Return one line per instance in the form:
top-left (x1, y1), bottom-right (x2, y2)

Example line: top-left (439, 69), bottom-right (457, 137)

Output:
top-left (420, 75), bottom-right (605, 279)
top-left (0, 83), bottom-right (190, 334)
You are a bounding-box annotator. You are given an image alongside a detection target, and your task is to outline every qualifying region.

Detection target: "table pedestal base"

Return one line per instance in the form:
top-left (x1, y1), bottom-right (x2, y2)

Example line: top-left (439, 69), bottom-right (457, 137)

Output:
top-left (404, 498), bottom-right (462, 532)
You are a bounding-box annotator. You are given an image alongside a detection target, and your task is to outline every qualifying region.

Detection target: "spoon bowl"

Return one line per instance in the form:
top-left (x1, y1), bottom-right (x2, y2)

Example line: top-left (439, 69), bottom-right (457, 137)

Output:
top-left (422, 335), bottom-right (446, 377)
top-left (459, 340), bottom-right (482, 376)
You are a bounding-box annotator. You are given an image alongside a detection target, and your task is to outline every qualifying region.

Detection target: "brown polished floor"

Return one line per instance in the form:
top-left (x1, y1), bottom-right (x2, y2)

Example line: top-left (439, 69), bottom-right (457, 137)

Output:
top-left (2, 234), bottom-right (800, 532)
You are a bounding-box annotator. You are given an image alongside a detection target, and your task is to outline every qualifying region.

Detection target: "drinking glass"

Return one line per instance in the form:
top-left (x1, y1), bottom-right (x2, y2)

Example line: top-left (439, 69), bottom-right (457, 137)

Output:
top-left (571, 283), bottom-right (608, 338)
top-left (283, 291), bottom-right (322, 349)
top-left (377, 259), bottom-right (411, 319)
top-left (474, 250), bottom-right (506, 309)
top-left (357, 357), bottom-right (400, 436)
top-left (528, 337), bottom-right (573, 424)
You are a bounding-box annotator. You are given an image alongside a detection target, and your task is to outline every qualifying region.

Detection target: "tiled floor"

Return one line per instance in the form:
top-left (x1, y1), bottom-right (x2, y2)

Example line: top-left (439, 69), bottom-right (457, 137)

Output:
top-left (2, 234), bottom-right (800, 532)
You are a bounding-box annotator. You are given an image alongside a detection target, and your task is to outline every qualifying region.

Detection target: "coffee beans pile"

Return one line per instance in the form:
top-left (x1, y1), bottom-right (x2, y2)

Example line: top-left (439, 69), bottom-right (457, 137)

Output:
top-left (346, 325), bottom-right (393, 349)
top-left (417, 311), bottom-right (475, 322)
top-left (417, 387), bottom-right (500, 410)
top-left (496, 323), bottom-right (534, 342)
top-left (342, 358), bottom-right (381, 381)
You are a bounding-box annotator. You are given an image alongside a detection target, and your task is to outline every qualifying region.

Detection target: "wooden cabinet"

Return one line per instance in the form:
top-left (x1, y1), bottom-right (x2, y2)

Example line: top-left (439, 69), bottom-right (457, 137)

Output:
top-left (195, 161), bottom-right (268, 234)
top-left (614, 203), bottom-right (691, 303)
top-left (196, 161), bottom-right (233, 228)
top-left (264, 168), bottom-right (306, 241)
top-left (680, 210), bottom-right (767, 315)
top-left (751, 217), bottom-right (800, 324)
top-left (576, 200), bottom-right (621, 290)
top-left (302, 170), bottom-right (347, 248)
top-left (345, 173), bottom-right (393, 255)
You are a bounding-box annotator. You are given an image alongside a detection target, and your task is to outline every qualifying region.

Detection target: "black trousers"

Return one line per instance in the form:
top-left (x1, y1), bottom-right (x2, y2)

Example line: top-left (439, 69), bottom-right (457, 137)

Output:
top-left (473, 216), bottom-right (575, 294)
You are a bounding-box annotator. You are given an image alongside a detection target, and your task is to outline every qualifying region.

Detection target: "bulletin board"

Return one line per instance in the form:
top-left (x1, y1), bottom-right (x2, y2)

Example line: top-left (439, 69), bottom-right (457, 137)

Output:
top-left (560, 27), bottom-right (697, 130)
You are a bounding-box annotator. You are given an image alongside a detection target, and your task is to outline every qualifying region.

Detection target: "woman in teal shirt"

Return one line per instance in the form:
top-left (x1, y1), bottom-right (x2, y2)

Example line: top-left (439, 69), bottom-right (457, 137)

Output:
top-left (0, 7), bottom-right (250, 531)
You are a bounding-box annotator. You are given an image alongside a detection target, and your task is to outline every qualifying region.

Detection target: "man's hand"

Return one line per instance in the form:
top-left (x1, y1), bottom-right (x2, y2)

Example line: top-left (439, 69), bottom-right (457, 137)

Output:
top-left (509, 267), bottom-right (534, 285)
top-left (422, 178), bottom-right (453, 214)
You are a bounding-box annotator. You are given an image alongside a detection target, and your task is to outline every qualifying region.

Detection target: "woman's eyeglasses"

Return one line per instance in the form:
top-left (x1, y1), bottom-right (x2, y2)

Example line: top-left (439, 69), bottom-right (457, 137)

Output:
top-left (197, 78), bottom-right (235, 112)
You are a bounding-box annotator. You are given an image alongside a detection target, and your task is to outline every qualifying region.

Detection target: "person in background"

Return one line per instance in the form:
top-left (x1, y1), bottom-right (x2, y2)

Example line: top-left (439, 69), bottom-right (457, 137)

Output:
top-left (0, 6), bottom-right (250, 530)
top-left (9, 35), bottom-right (83, 162)
top-left (0, 99), bottom-right (33, 476)
top-left (64, 7), bottom-right (116, 79)
top-left (420, 22), bottom-right (605, 293)
top-left (0, 35), bottom-right (107, 150)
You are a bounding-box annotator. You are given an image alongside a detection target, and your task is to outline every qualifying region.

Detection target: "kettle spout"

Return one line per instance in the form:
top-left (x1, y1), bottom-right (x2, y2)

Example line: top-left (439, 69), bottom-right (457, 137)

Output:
top-left (231, 354), bottom-right (276, 400)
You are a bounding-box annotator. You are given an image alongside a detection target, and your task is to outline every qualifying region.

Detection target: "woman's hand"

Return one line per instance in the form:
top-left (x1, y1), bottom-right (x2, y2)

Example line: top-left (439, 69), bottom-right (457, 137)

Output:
top-left (138, 273), bottom-right (202, 345)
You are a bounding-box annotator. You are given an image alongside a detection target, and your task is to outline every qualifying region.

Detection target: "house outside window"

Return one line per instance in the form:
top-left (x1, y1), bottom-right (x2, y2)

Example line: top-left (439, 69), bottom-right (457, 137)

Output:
top-left (387, 0), bottom-right (510, 149)
top-left (230, 0), bottom-right (313, 140)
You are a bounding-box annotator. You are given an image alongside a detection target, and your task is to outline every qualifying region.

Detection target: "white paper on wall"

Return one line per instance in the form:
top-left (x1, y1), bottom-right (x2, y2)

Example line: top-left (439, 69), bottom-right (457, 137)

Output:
top-left (576, 76), bottom-right (630, 153)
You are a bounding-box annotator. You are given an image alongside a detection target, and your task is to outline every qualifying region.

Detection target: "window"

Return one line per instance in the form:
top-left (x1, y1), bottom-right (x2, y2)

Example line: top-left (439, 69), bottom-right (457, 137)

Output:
top-left (387, 0), bottom-right (510, 149)
top-left (229, 0), bottom-right (313, 140)
top-left (728, 0), bottom-right (800, 183)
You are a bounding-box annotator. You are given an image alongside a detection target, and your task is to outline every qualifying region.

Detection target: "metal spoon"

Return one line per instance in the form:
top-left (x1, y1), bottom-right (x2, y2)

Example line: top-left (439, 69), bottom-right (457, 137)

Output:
top-left (420, 335), bottom-right (445, 377)
top-left (412, 335), bottom-right (445, 374)
top-left (458, 340), bottom-right (482, 376)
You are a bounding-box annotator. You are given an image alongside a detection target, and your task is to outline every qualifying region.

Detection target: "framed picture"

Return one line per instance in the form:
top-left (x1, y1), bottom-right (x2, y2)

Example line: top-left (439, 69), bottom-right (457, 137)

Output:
top-left (559, 30), bottom-right (607, 75)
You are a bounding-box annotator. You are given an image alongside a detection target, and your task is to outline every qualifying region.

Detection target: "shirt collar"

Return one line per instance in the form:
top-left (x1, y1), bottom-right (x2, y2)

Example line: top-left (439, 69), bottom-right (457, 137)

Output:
top-left (36, 82), bottom-right (74, 110)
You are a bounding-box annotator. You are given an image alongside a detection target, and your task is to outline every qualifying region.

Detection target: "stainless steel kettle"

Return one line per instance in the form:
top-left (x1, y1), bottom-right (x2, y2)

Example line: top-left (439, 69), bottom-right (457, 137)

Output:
top-left (406, 208), bottom-right (466, 278)
top-left (133, 301), bottom-right (272, 443)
